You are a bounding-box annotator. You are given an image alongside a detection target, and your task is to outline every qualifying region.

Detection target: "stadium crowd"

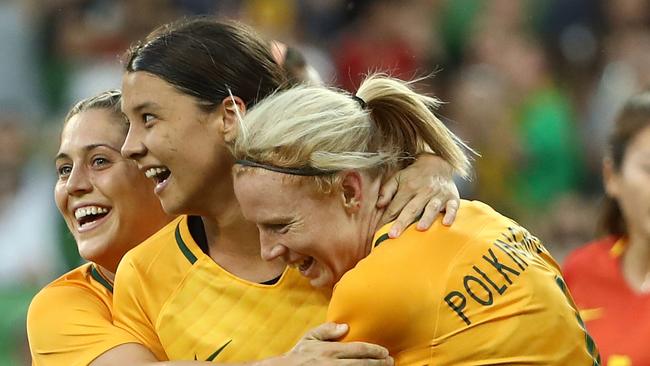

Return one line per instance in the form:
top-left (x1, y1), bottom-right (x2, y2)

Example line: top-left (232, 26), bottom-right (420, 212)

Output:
top-left (0, 0), bottom-right (649, 364)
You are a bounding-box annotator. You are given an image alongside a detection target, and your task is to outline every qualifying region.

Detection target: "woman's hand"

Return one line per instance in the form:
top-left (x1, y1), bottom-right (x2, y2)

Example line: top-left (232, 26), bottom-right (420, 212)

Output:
top-left (377, 154), bottom-right (460, 238)
top-left (277, 323), bottom-right (394, 366)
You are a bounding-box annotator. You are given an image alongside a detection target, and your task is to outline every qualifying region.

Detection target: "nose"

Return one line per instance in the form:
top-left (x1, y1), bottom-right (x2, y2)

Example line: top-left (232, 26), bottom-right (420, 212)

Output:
top-left (65, 166), bottom-right (92, 196)
top-left (259, 232), bottom-right (288, 261)
top-left (261, 244), bottom-right (288, 261)
top-left (121, 123), bottom-right (147, 161)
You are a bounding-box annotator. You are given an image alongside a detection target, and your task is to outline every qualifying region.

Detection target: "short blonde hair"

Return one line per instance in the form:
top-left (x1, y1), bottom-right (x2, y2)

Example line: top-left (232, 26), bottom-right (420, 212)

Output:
top-left (232, 73), bottom-right (471, 189)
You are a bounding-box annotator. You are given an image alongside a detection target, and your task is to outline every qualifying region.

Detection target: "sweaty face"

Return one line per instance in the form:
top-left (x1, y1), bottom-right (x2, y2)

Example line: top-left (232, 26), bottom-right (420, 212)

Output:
top-left (234, 170), bottom-right (368, 289)
top-left (120, 71), bottom-right (233, 216)
top-left (607, 125), bottom-right (650, 240)
top-left (54, 108), bottom-right (171, 271)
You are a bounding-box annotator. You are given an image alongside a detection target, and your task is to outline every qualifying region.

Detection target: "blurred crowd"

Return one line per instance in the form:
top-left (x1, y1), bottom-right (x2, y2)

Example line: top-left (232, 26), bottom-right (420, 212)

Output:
top-left (1, 0), bottom-right (650, 364)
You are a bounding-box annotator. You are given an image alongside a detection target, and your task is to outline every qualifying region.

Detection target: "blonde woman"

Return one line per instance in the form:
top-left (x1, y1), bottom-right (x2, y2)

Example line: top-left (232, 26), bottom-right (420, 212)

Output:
top-left (231, 74), bottom-right (601, 365)
top-left (27, 90), bottom-right (174, 365)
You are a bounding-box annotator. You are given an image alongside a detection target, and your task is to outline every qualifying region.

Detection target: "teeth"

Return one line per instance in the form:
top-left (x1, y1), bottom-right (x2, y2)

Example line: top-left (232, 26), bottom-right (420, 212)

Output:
top-left (145, 167), bottom-right (170, 179)
top-left (290, 258), bottom-right (312, 271)
top-left (74, 206), bottom-right (109, 220)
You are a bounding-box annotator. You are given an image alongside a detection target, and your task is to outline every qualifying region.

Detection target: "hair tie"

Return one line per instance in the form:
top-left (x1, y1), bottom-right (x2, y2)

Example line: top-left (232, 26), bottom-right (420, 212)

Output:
top-left (351, 95), bottom-right (367, 109)
top-left (235, 159), bottom-right (338, 176)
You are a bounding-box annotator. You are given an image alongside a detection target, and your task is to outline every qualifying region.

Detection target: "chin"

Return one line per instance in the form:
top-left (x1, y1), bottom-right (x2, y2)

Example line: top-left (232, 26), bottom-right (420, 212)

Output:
top-left (77, 240), bottom-right (110, 263)
top-left (160, 198), bottom-right (185, 216)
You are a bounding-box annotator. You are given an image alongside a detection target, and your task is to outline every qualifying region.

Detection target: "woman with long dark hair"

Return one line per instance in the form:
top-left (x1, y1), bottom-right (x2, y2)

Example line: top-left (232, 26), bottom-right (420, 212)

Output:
top-left (564, 91), bottom-right (650, 365)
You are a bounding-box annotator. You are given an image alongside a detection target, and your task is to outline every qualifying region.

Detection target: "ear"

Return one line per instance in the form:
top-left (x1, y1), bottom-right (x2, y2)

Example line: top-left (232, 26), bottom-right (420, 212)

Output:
top-left (602, 157), bottom-right (620, 199)
top-left (339, 171), bottom-right (363, 214)
top-left (219, 95), bottom-right (247, 143)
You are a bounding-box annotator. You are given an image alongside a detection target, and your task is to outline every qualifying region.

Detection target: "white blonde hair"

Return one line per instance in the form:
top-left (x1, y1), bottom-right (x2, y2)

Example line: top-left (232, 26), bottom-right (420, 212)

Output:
top-left (232, 73), bottom-right (471, 187)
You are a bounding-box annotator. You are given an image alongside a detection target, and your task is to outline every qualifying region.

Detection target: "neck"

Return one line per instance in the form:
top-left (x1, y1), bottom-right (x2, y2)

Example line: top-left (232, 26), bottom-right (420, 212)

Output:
top-left (361, 178), bottom-right (387, 257)
top-left (621, 230), bottom-right (650, 293)
top-left (363, 207), bottom-right (386, 255)
top-left (201, 200), bottom-right (286, 283)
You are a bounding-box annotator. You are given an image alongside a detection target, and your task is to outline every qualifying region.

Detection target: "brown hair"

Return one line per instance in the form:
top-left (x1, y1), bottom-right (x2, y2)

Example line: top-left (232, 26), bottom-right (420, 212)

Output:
top-left (123, 17), bottom-right (287, 111)
top-left (600, 91), bottom-right (650, 236)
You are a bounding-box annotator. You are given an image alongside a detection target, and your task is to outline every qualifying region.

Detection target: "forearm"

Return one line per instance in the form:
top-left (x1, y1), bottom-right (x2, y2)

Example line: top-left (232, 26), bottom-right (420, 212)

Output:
top-left (91, 343), bottom-right (288, 366)
top-left (156, 358), bottom-right (285, 366)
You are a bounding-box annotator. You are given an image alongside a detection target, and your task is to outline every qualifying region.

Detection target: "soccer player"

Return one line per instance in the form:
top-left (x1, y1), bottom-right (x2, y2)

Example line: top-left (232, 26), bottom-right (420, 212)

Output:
top-left (27, 90), bottom-right (390, 366)
top-left (26, 90), bottom-right (394, 366)
top-left (230, 74), bottom-right (602, 365)
top-left (563, 92), bottom-right (650, 365)
top-left (26, 90), bottom-right (174, 365)
top-left (97, 17), bottom-right (461, 364)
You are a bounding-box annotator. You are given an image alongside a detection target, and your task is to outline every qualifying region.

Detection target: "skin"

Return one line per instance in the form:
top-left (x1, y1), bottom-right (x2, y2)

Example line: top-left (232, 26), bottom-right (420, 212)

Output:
top-left (54, 108), bottom-right (171, 274)
top-left (120, 71), bottom-right (283, 282)
top-left (108, 70), bottom-right (457, 365)
top-left (115, 72), bottom-right (394, 365)
top-left (603, 125), bottom-right (650, 292)
top-left (234, 169), bottom-right (384, 289)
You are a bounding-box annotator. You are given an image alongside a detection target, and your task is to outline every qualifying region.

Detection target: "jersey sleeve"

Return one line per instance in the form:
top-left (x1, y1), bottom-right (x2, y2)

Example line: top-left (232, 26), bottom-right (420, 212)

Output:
top-left (27, 285), bottom-right (137, 366)
top-left (112, 256), bottom-right (167, 361)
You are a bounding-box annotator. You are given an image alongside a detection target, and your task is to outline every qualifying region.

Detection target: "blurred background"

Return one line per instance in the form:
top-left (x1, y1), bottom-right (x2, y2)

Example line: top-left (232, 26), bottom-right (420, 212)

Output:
top-left (1, 0), bottom-right (648, 363)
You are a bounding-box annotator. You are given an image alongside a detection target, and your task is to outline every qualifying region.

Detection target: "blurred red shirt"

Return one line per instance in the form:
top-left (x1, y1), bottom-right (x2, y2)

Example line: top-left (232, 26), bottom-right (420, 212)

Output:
top-left (563, 236), bottom-right (650, 366)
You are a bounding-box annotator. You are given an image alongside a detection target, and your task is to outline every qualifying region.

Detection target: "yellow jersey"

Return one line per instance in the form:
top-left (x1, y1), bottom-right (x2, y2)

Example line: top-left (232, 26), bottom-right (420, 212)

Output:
top-left (27, 263), bottom-right (137, 366)
top-left (327, 200), bottom-right (600, 365)
top-left (112, 215), bottom-right (329, 362)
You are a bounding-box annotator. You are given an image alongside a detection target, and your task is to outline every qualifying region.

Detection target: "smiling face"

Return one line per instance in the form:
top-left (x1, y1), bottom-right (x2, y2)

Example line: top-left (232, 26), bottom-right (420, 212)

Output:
top-left (120, 71), bottom-right (234, 216)
top-left (606, 125), bottom-right (650, 241)
top-left (234, 169), bottom-right (379, 289)
top-left (54, 108), bottom-right (172, 272)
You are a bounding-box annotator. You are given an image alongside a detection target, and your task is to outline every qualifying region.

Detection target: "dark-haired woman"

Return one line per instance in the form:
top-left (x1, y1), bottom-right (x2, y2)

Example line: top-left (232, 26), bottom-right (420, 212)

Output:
top-left (101, 17), bottom-right (461, 365)
top-left (563, 92), bottom-right (650, 365)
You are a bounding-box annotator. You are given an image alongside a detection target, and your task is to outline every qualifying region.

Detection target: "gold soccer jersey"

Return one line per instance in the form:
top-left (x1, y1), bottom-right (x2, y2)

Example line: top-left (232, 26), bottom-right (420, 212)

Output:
top-left (113, 215), bottom-right (329, 362)
top-left (27, 263), bottom-right (137, 366)
top-left (327, 200), bottom-right (600, 365)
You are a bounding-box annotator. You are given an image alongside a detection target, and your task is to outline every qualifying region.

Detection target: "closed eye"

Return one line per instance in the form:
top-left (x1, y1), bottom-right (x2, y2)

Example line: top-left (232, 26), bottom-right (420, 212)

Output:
top-left (262, 223), bottom-right (290, 234)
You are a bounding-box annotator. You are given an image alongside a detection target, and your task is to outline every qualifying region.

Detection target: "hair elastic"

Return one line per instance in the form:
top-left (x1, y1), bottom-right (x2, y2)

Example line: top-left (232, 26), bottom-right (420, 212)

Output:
top-left (351, 95), bottom-right (367, 109)
top-left (235, 159), bottom-right (338, 176)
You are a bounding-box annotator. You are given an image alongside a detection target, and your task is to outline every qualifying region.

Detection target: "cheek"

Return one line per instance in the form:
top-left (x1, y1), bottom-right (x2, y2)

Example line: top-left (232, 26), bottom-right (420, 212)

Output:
top-left (53, 183), bottom-right (68, 215)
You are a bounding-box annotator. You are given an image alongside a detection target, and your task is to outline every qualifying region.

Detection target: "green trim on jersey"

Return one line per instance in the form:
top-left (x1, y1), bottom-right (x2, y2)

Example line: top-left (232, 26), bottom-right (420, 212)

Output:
top-left (374, 233), bottom-right (390, 248)
top-left (90, 265), bottom-right (114, 293)
top-left (176, 223), bottom-right (198, 264)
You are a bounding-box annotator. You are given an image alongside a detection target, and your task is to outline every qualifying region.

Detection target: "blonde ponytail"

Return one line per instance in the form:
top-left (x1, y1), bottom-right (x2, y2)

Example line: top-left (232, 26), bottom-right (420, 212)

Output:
top-left (232, 73), bottom-right (472, 188)
top-left (357, 74), bottom-right (472, 178)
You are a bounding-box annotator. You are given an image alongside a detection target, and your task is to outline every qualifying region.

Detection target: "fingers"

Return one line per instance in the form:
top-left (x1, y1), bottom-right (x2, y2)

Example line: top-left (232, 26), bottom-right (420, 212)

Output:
top-left (338, 356), bottom-right (394, 366)
top-left (416, 198), bottom-right (443, 231)
top-left (442, 199), bottom-right (460, 226)
top-left (330, 341), bottom-right (390, 360)
top-left (387, 193), bottom-right (427, 238)
top-left (290, 324), bottom-right (394, 366)
top-left (376, 175), bottom-right (399, 208)
top-left (303, 322), bottom-right (349, 341)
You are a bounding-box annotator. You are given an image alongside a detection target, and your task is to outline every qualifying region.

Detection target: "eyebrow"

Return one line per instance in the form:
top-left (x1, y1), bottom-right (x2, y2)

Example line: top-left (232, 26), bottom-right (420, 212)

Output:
top-left (131, 101), bottom-right (162, 113)
top-left (55, 143), bottom-right (121, 162)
